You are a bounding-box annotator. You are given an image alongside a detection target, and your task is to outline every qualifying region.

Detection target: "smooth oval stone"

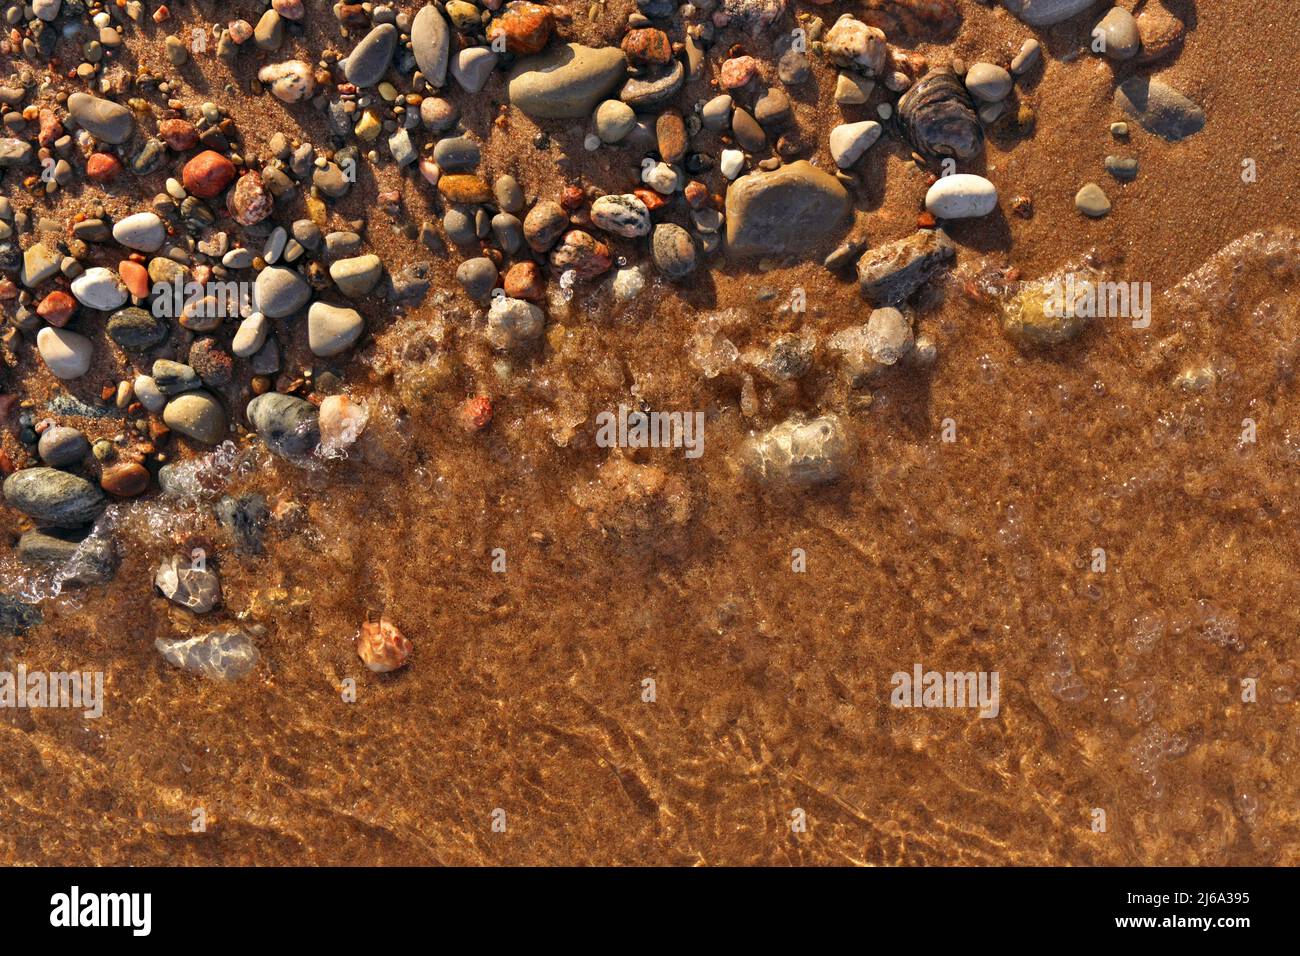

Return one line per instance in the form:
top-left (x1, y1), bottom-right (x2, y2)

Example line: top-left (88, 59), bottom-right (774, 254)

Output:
top-left (232, 313), bottom-right (268, 357)
top-left (591, 194), bottom-right (652, 238)
top-left (20, 242), bottom-right (60, 288)
top-left (107, 306), bottom-right (169, 350)
top-left (67, 92), bottom-right (135, 144)
top-left (432, 136), bottom-right (480, 171)
top-left (37, 426), bottom-right (90, 467)
top-left (725, 161), bottom-right (850, 258)
top-left (329, 254), bottom-right (383, 297)
top-left (731, 107), bottom-right (765, 152)
top-left (1075, 181), bottom-right (1112, 218)
top-left (37, 327), bottom-right (93, 379)
top-left (70, 266), bottom-right (129, 310)
top-left (1001, 0), bottom-right (1097, 27)
top-left (651, 223), bottom-right (697, 280)
top-left (307, 302), bottom-right (364, 356)
top-left (456, 257), bottom-right (499, 300)
top-left (254, 266), bottom-right (310, 317)
top-left (344, 23), bottom-right (398, 88)
top-left (111, 212), bottom-right (166, 252)
top-left (163, 391), bottom-right (228, 444)
top-left (246, 392), bottom-right (321, 457)
top-left (925, 173), bottom-right (999, 219)
top-left (133, 375), bottom-right (165, 413)
top-left (17, 529), bottom-right (117, 586)
top-left (1114, 76), bottom-right (1205, 142)
top-left (964, 63), bottom-right (1013, 102)
top-left (411, 4), bottom-right (451, 88)
top-left (701, 94), bottom-right (733, 131)
top-left (1096, 6), bottom-right (1140, 60)
top-left (507, 43), bottom-right (627, 120)
top-left (156, 629), bottom-right (259, 680)
top-left (594, 99), bottom-right (636, 143)
top-left (3, 467), bottom-right (106, 528)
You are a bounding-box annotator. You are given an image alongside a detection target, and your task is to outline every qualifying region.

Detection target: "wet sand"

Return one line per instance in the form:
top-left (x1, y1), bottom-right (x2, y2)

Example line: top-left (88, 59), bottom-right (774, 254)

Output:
top-left (2, 0), bottom-right (1299, 865)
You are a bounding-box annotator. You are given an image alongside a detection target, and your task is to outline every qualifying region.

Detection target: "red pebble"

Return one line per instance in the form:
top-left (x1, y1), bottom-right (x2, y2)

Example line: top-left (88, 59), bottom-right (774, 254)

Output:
top-left (86, 152), bottom-right (122, 183)
top-left (182, 150), bottom-right (236, 198)
top-left (487, 2), bottom-right (554, 55)
top-left (503, 260), bottom-right (544, 301)
top-left (357, 618), bottom-right (412, 673)
top-left (633, 187), bottom-right (668, 212)
top-left (158, 118), bottom-right (198, 151)
top-left (36, 290), bottom-right (76, 327)
top-left (119, 260), bottom-right (150, 298)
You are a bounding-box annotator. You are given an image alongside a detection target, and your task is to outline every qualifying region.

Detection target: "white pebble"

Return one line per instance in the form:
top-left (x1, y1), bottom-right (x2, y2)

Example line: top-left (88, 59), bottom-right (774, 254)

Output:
top-left (925, 173), bottom-right (999, 219)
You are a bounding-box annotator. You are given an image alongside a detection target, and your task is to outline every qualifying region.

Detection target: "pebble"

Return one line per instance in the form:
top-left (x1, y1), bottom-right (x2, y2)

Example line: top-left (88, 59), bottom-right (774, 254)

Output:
top-left (67, 92), bottom-right (134, 144)
top-left (232, 314), bottom-right (269, 358)
top-left (1114, 77), bottom-right (1205, 142)
top-left (329, 254), bottom-right (383, 297)
top-left (1001, 0), bottom-right (1097, 27)
top-left (1105, 155), bottom-right (1140, 180)
top-left (1096, 6), bottom-right (1140, 61)
top-left (38, 426), bottom-right (90, 467)
top-left (101, 462), bottom-right (150, 498)
top-left (865, 307), bottom-right (914, 365)
top-left (33, 0), bottom-right (62, 22)
top-left (651, 223), bottom-right (697, 280)
top-left (486, 296), bottom-right (545, 350)
top-left (701, 94), bottom-right (732, 132)
top-left (1011, 39), bottom-right (1041, 75)
top-left (612, 265), bottom-right (647, 302)
top-left (725, 161), bottom-right (849, 257)
top-left (216, 494), bottom-right (270, 556)
top-left (829, 120), bottom-right (882, 168)
top-left (163, 391), bottom-right (227, 444)
top-left (107, 306), bottom-right (169, 350)
top-left (111, 212), bottom-right (166, 252)
top-left (255, 266), bottom-right (311, 317)
top-left (411, 4), bottom-right (451, 88)
top-left (432, 136), bottom-right (480, 171)
top-left (308, 302), bottom-right (364, 356)
top-left (824, 17), bottom-right (888, 76)
top-left (17, 530), bottom-right (116, 587)
top-left (344, 23), bottom-right (399, 88)
top-left (591, 194), bottom-right (652, 238)
top-left (856, 229), bottom-right (956, 304)
top-left (925, 173), bottom-right (999, 219)
top-left (619, 59), bottom-right (685, 111)
top-left (743, 415), bottom-right (849, 488)
top-left (318, 396), bottom-right (370, 457)
top-left (965, 63), bottom-right (1013, 103)
top-left (2, 467), bottom-right (106, 528)
top-left (246, 392), bottom-right (320, 457)
top-left (731, 108), bottom-right (766, 152)
top-left (37, 327), bottom-right (93, 379)
top-left (229, 172), bottom-right (274, 225)
top-left (152, 359), bottom-right (202, 395)
top-left (504, 261), bottom-right (544, 300)
top-left (154, 553), bottom-right (222, 614)
top-left (488, 1), bottom-right (554, 55)
top-left (133, 375), bottom-right (166, 413)
top-left (494, 175), bottom-right (524, 212)
top-left (258, 60), bottom-right (316, 103)
top-left (421, 97), bottom-right (458, 132)
top-left (508, 43), bottom-right (627, 119)
top-left (156, 629), bottom-right (259, 680)
top-left (450, 48), bottom-right (499, 94)
top-left (834, 72), bottom-right (873, 105)
top-left (182, 150), bottom-right (236, 198)
top-left (1075, 182), bottom-right (1111, 218)
top-left (70, 267), bottom-right (129, 311)
top-left (523, 200), bottom-right (568, 252)
top-left (21, 242), bottom-right (60, 288)
top-left (456, 258), bottom-right (499, 300)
